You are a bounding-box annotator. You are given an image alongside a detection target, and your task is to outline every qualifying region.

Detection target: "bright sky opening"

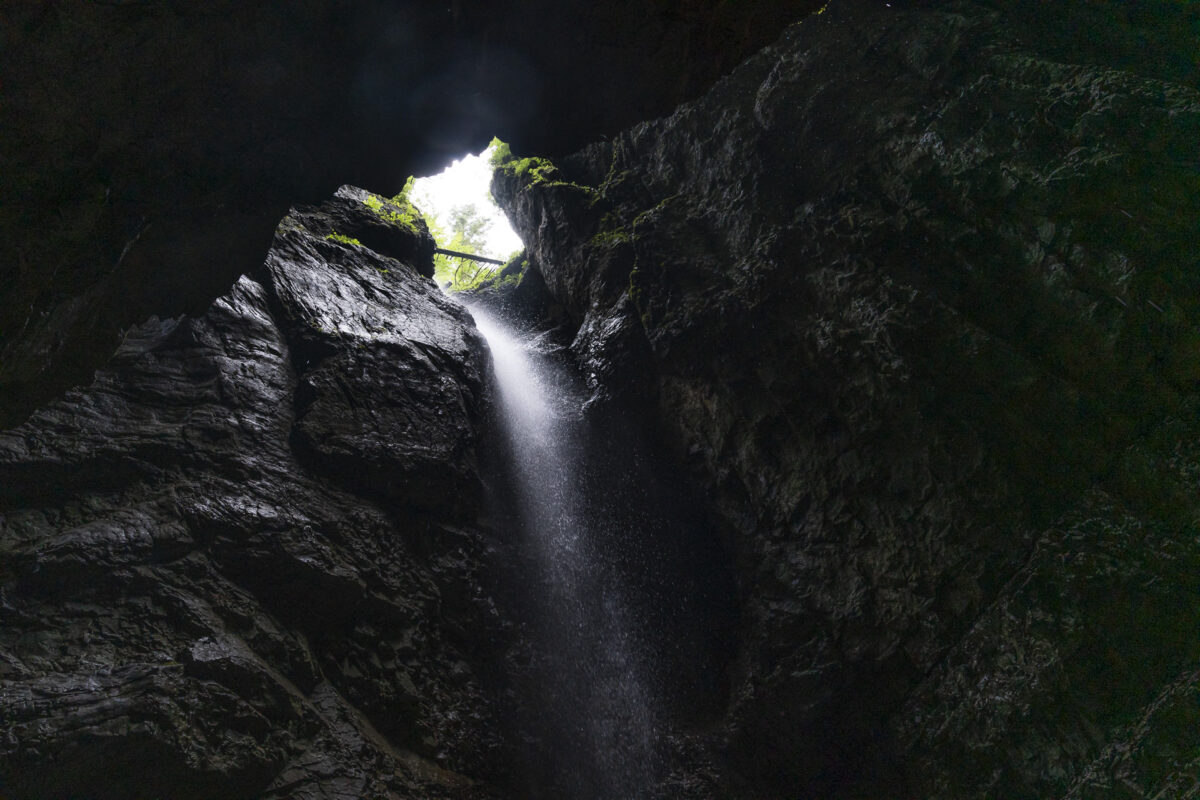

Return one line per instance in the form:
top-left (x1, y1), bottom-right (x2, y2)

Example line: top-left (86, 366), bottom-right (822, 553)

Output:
top-left (411, 142), bottom-right (523, 260)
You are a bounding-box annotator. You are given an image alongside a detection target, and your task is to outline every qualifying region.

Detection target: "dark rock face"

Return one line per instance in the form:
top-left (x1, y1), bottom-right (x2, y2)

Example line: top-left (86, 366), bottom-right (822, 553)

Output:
top-left (491, 1), bottom-right (1200, 796)
top-left (0, 0), bottom-right (824, 429)
top-left (0, 189), bottom-right (517, 799)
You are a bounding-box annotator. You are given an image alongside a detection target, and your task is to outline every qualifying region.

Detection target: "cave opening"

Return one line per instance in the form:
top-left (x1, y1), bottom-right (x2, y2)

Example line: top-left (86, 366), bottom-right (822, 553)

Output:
top-left (408, 139), bottom-right (524, 291)
top-left (402, 138), bottom-right (740, 799)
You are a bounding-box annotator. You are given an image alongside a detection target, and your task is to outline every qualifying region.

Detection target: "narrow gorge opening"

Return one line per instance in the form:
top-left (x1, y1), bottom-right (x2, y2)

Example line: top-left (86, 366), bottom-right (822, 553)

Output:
top-left (408, 140), bottom-right (522, 291)
top-left (409, 141), bottom-right (739, 798)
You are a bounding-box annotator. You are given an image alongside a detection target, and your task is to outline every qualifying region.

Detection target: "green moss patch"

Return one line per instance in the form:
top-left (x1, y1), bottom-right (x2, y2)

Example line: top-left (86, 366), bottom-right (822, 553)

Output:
top-left (325, 232), bottom-right (362, 246)
top-left (494, 151), bottom-right (597, 198)
top-left (362, 194), bottom-right (422, 234)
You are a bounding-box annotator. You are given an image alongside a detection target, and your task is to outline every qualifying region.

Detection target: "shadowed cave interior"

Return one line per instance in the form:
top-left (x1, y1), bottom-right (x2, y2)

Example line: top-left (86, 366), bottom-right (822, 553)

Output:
top-left (2, 1), bottom-right (1199, 798)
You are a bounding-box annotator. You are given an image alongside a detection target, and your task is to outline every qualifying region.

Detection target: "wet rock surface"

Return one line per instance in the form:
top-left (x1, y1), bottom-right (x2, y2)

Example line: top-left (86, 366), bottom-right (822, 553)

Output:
top-left (0, 189), bottom-right (517, 799)
top-left (491, 1), bottom-right (1200, 796)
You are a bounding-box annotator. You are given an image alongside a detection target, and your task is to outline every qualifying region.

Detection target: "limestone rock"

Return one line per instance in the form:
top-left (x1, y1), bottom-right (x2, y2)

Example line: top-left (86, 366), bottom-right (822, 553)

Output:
top-left (0, 188), bottom-right (514, 799)
top-left (492, 1), bottom-right (1200, 796)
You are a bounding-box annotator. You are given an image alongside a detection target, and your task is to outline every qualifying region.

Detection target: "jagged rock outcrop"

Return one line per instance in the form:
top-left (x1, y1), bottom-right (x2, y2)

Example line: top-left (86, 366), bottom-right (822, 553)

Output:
top-left (491, 1), bottom-right (1200, 796)
top-left (0, 189), bottom-right (519, 799)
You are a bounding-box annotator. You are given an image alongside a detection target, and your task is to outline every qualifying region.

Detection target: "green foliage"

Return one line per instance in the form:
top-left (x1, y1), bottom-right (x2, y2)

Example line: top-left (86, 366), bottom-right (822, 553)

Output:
top-left (493, 152), bottom-right (598, 200)
top-left (468, 251), bottom-right (528, 294)
top-left (447, 204), bottom-right (491, 252)
top-left (409, 141), bottom-right (532, 292)
top-left (443, 260), bottom-right (499, 291)
top-left (591, 212), bottom-right (633, 247)
top-left (504, 156), bottom-right (559, 183)
top-left (487, 137), bottom-right (513, 168)
top-left (363, 193), bottom-right (421, 234)
top-left (390, 175), bottom-right (416, 205)
top-left (325, 232), bottom-right (362, 247)
top-left (431, 203), bottom-right (499, 291)
top-left (423, 212), bottom-right (448, 250)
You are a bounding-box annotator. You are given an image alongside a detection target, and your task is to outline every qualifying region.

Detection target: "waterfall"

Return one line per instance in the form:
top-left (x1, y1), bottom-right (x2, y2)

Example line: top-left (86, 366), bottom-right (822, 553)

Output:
top-left (470, 306), bottom-right (659, 800)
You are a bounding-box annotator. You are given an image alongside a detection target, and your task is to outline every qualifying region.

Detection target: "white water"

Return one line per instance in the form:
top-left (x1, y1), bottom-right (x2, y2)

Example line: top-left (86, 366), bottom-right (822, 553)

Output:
top-left (470, 307), bottom-right (657, 800)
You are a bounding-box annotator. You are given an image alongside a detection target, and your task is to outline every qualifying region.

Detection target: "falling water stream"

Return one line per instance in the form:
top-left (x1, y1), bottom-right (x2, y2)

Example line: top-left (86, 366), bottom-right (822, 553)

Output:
top-left (469, 306), bottom-right (660, 800)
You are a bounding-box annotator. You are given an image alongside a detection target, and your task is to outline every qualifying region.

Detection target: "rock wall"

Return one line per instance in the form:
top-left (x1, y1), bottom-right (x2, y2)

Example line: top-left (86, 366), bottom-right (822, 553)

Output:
top-left (491, 1), bottom-right (1200, 796)
top-left (0, 189), bottom-right (520, 799)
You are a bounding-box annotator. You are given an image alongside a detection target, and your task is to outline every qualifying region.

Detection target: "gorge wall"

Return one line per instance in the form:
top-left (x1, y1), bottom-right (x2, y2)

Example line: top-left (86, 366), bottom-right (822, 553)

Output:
top-left (488, 1), bottom-right (1200, 797)
top-left (0, 190), bottom-right (523, 799)
top-left (2, 0), bottom-right (1199, 798)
